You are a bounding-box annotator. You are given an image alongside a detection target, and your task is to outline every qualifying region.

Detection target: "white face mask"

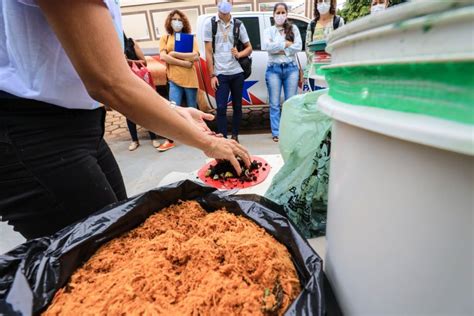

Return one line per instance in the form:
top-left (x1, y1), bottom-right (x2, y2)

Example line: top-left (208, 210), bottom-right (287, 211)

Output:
top-left (218, 0), bottom-right (233, 15)
top-left (274, 14), bottom-right (287, 26)
top-left (371, 4), bottom-right (386, 14)
top-left (317, 2), bottom-right (331, 15)
top-left (171, 20), bottom-right (183, 32)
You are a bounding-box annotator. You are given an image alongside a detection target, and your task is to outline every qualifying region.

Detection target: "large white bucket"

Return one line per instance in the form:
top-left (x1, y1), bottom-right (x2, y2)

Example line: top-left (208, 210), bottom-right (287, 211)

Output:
top-left (319, 1), bottom-right (474, 314)
top-left (319, 95), bottom-right (473, 315)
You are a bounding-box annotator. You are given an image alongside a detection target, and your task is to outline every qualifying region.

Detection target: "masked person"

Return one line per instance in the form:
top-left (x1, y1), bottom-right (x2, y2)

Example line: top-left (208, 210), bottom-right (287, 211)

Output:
top-left (0, 0), bottom-right (251, 239)
top-left (204, 0), bottom-right (253, 143)
top-left (262, 3), bottom-right (302, 142)
top-left (371, 0), bottom-right (390, 14)
top-left (304, 0), bottom-right (344, 90)
top-left (158, 10), bottom-right (200, 152)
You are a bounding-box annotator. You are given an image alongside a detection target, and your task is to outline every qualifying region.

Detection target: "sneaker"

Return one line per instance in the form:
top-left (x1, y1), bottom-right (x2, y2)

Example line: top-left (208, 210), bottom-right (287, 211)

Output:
top-left (152, 140), bottom-right (161, 148)
top-left (128, 141), bottom-right (139, 151)
top-left (231, 135), bottom-right (239, 143)
top-left (157, 140), bottom-right (175, 152)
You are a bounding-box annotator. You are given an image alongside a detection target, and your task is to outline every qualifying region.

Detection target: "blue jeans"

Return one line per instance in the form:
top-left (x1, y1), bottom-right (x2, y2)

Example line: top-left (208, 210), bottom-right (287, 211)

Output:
top-left (215, 73), bottom-right (244, 137)
top-left (265, 62), bottom-right (299, 137)
top-left (169, 80), bottom-right (197, 108)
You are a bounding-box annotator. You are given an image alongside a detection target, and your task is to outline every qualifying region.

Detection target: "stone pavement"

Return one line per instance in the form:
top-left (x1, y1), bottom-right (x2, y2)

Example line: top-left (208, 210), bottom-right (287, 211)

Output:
top-left (104, 110), bottom-right (138, 141)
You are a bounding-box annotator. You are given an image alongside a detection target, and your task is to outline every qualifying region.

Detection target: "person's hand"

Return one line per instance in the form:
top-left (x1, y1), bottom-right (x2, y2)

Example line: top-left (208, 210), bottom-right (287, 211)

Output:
top-left (175, 107), bottom-right (214, 133)
top-left (285, 40), bottom-right (293, 48)
top-left (231, 47), bottom-right (240, 59)
top-left (193, 52), bottom-right (200, 61)
top-left (182, 60), bottom-right (194, 69)
top-left (211, 76), bottom-right (219, 90)
top-left (204, 137), bottom-right (251, 176)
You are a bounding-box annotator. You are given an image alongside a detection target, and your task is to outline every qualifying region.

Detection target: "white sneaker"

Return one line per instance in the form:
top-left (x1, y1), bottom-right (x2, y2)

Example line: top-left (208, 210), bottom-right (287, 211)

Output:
top-left (128, 141), bottom-right (139, 151)
top-left (152, 140), bottom-right (161, 148)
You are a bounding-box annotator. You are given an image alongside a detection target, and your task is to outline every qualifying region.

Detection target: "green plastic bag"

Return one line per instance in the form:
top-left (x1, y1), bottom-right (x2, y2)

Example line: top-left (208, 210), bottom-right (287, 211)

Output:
top-left (265, 90), bottom-right (332, 238)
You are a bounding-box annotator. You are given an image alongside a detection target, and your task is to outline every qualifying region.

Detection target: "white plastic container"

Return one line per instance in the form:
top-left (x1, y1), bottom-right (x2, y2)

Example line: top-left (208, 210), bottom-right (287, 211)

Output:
top-left (319, 2), bottom-right (474, 314)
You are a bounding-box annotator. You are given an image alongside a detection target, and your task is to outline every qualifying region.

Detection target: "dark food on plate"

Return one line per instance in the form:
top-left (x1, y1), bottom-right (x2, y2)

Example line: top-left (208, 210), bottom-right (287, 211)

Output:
top-left (205, 158), bottom-right (268, 183)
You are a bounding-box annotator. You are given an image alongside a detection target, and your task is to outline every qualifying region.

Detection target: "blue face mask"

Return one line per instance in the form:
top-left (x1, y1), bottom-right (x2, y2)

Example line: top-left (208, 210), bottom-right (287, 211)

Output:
top-left (218, 1), bottom-right (233, 14)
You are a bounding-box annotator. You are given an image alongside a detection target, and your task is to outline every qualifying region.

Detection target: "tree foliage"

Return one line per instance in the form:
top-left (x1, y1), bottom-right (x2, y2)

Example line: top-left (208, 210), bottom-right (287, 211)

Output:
top-left (338, 0), bottom-right (406, 23)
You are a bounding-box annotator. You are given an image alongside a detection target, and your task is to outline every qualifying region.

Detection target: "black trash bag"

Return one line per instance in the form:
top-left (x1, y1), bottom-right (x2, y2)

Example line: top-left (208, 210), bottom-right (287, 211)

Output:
top-left (0, 180), bottom-right (324, 316)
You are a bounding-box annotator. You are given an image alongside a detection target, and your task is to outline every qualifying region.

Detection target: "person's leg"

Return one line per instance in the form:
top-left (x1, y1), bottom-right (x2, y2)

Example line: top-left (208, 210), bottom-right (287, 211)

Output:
top-left (148, 131), bottom-right (157, 140)
top-left (126, 119), bottom-right (139, 142)
top-left (265, 64), bottom-right (283, 138)
top-left (126, 118), bottom-right (140, 150)
top-left (168, 80), bottom-right (184, 106)
top-left (184, 88), bottom-right (198, 109)
top-left (229, 73), bottom-right (244, 139)
top-left (96, 138), bottom-right (127, 202)
top-left (0, 104), bottom-right (125, 239)
top-left (283, 64), bottom-right (300, 101)
top-left (215, 74), bottom-right (231, 138)
top-left (158, 81), bottom-right (183, 150)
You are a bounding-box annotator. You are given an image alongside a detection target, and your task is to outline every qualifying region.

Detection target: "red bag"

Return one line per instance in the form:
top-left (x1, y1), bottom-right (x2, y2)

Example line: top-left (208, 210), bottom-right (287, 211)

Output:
top-left (130, 62), bottom-right (155, 88)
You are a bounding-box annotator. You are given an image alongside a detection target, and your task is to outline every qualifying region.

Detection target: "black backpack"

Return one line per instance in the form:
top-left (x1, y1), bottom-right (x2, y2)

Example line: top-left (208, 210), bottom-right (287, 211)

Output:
top-left (211, 17), bottom-right (252, 79)
top-left (310, 15), bottom-right (341, 40)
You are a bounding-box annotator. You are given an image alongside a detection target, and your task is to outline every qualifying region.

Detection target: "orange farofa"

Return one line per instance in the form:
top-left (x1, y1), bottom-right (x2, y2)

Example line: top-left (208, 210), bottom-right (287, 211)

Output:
top-left (44, 201), bottom-right (301, 315)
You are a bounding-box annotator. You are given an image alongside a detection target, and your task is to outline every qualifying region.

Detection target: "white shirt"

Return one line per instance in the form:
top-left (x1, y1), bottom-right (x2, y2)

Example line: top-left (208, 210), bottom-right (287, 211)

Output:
top-left (0, 0), bottom-right (122, 110)
top-left (262, 24), bottom-right (302, 65)
top-left (203, 16), bottom-right (250, 76)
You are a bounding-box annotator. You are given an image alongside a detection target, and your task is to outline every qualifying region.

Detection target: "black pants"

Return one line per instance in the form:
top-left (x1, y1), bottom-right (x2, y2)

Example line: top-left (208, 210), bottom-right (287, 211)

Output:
top-left (0, 97), bottom-right (127, 239)
top-left (126, 119), bottom-right (156, 142)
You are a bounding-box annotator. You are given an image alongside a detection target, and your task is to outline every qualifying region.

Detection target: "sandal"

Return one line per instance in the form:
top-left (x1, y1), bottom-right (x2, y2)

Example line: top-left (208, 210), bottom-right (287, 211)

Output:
top-left (272, 136), bottom-right (279, 142)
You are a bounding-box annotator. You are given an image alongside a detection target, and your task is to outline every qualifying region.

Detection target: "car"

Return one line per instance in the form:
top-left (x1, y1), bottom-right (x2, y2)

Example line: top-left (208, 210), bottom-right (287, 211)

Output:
top-left (145, 12), bottom-right (311, 111)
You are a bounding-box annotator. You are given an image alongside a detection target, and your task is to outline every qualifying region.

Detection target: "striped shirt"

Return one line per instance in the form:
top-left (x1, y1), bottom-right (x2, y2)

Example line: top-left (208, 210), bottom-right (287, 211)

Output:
top-left (203, 16), bottom-right (250, 76)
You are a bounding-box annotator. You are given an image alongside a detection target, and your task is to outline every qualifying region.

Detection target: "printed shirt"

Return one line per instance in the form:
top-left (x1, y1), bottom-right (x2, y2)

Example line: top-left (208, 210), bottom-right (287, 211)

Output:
top-left (0, 0), bottom-right (123, 110)
top-left (203, 15), bottom-right (250, 76)
top-left (304, 16), bottom-right (345, 77)
top-left (262, 24), bottom-right (302, 64)
top-left (159, 34), bottom-right (199, 89)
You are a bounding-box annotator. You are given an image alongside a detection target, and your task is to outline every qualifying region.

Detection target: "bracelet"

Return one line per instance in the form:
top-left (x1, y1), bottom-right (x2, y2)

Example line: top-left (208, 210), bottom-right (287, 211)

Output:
top-left (210, 74), bottom-right (216, 79)
top-left (169, 101), bottom-right (177, 110)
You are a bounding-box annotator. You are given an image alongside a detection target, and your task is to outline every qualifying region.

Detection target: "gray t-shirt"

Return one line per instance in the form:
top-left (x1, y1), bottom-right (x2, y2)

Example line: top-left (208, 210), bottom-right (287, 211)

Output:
top-left (203, 16), bottom-right (250, 76)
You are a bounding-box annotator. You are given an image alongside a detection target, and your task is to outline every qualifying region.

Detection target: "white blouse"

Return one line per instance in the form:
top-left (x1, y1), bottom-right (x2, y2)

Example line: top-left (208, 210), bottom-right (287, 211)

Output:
top-left (262, 24), bottom-right (302, 64)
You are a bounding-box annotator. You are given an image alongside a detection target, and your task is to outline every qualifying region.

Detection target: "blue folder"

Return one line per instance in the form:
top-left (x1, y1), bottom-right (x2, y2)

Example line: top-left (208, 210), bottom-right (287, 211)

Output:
top-left (174, 33), bottom-right (194, 53)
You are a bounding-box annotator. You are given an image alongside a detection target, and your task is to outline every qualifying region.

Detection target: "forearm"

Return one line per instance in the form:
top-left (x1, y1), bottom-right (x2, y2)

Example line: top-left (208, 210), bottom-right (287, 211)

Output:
top-left (161, 53), bottom-right (188, 67)
top-left (263, 40), bottom-right (285, 53)
top-left (239, 44), bottom-right (252, 58)
top-left (101, 73), bottom-right (210, 150)
top-left (285, 43), bottom-right (302, 56)
top-left (170, 51), bottom-right (196, 60)
top-left (205, 44), bottom-right (214, 75)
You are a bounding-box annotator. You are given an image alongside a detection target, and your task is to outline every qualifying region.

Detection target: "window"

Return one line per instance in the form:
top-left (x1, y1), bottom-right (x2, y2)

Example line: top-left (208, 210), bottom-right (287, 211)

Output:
top-left (122, 12), bottom-right (151, 41)
top-left (238, 17), bottom-right (261, 51)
